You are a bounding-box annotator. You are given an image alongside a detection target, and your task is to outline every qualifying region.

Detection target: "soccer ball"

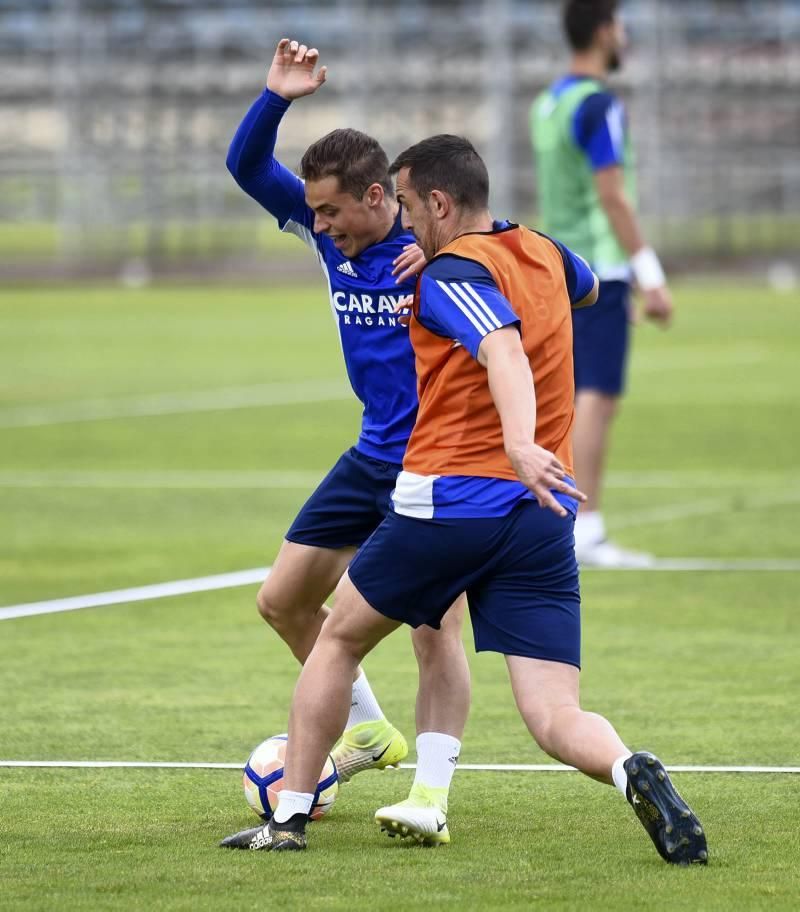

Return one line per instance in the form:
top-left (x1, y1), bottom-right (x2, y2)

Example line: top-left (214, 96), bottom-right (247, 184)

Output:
top-left (243, 734), bottom-right (339, 821)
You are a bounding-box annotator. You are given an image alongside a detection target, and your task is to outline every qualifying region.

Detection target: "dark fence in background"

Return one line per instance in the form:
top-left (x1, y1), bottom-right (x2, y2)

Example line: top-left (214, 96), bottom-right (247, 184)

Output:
top-left (1, 0), bottom-right (798, 276)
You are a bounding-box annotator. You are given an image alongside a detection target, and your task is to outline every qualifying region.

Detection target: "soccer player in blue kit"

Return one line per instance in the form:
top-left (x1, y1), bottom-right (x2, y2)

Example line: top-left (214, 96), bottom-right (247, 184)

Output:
top-left (225, 39), bottom-right (469, 808)
top-left (531, 0), bottom-right (674, 567)
top-left (220, 134), bottom-right (708, 865)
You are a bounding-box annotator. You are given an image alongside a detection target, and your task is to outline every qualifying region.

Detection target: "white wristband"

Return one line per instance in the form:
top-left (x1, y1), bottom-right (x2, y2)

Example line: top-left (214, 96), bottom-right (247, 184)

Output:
top-left (630, 247), bottom-right (666, 291)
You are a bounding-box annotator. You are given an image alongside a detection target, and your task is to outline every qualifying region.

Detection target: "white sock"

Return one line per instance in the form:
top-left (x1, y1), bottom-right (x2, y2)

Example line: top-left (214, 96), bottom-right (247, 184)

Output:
top-left (272, 789), bottom-right (314, 823)
top-left (413, 732), bottom-right (461, 791)
top-left (611, 753), bottom-right (633, 797)
top-left (346, 671), bottom-right (385, 729)
top-left (574, 510), bottom-right (606, 550)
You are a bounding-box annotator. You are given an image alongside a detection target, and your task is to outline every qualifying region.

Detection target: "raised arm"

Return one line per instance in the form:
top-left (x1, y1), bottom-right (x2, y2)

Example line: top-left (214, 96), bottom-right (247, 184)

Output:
top-left (226, 39), bottom-right (327, 229)
top-left (266, 38), bottom-right (327, 101)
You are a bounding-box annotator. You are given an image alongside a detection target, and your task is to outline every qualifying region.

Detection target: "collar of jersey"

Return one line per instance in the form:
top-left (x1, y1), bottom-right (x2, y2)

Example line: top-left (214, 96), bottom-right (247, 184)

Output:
top-left (551, 73), bottom-right (604, 98)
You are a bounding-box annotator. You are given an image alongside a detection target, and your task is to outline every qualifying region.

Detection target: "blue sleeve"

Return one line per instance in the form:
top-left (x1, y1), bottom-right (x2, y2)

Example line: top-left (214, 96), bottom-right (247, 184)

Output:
top-left (226, 90), bottom-right (314, 233)
top-left (418, 256), bottom-right (520, 359)
top-left (546, 237), bottom-right (596, 305)
top-left (571, 91), bottom-right (626, 170)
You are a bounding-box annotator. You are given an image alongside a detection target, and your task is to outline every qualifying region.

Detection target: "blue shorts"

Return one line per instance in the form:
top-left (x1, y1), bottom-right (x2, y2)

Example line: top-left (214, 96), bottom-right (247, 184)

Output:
top-left (348, 501), bottom-right (581, 667)
top-left (572, 280), bottom-right (631, 396)
top-left (285, 447), bottom-right (401, 550)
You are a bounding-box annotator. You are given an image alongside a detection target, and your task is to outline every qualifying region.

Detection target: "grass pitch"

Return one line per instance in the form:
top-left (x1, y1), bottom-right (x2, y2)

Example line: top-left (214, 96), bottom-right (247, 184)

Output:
top-left (1, 280), bottom-right (799, 910)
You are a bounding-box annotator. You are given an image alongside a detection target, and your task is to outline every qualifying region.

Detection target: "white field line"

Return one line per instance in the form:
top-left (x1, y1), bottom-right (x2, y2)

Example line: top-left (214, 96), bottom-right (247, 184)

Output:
top-left (0, 470), bottom-right (325, 490)
top-left (0, 760), bottom-right (797, 774)
top-left (612, 498), bottom-right (748, 530)
top-left (628, 388), bottom-right (796, 406)
top-left (630, 348), bottom-right (767, 374)
top-left (612, 490), bottom-right (800, 531)
top-left (7, 477), bottom-right (797, 534)
top-left (588, 559), bottom-right (800, 572)
top-left (0, 348), bottom-right (771, 432)
top-left (0, 379), bottom-right (352, 429)
top-left (0, 468), bottom-right (795, 491)
top-left (0, 568), bottom-right (269, 621)
top-left (606, 471), bottom-right (794, 490)
top-left (3, 555), bottom-right (800, 622)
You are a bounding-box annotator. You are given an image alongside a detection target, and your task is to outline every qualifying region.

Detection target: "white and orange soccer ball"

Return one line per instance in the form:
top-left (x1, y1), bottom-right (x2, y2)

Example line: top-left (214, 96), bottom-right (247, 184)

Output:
top-left (243, 734), bottom-right (339, 821)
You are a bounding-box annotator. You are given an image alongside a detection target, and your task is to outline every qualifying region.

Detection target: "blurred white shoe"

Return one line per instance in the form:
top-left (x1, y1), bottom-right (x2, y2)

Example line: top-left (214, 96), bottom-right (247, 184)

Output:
top-left (576, 539), bottom-right (655, 568)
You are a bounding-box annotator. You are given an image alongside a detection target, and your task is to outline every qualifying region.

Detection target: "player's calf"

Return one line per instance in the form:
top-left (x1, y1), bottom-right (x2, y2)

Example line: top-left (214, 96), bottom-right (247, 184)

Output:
top-left (255, 581), bottom-right (323, 656)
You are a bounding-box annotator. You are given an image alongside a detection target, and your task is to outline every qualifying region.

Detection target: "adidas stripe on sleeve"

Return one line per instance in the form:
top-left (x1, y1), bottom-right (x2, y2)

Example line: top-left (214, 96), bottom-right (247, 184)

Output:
top-left (418, 255), bottom-right (520, 359)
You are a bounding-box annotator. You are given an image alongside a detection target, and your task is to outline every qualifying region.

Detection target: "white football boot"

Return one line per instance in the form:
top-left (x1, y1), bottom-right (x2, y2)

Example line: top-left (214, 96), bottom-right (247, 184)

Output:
top-left (375, 784), bottom-right (450, 846)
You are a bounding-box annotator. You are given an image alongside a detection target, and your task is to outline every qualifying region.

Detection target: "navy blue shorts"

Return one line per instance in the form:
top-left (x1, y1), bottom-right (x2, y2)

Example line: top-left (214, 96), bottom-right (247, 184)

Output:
top-left (348, 501), bottom-right (581, 667)
top-left (285, 447), bottom-right (401, 550)
top-left (572, 280), bottom-right (631, 396)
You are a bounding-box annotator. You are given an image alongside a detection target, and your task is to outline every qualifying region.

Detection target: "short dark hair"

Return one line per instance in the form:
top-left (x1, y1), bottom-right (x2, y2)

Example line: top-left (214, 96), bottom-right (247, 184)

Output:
top-left (300, 128), bottom-right (393, 199)
top-left (563, 0), bottom-right (618, 51)
top-left (389, 135), bottom-right (489, 212)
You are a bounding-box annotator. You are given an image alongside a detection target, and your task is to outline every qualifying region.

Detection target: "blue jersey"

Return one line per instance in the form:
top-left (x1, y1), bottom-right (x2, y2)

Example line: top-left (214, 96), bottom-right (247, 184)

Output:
top-left (392, 223), bottom-right (593, 519)
top-left (226, 90), bottom-right (418, 463)
top-left (547, 75), bottom-right (627, 172)
top-left (538, 75), bottom-right (633, 282)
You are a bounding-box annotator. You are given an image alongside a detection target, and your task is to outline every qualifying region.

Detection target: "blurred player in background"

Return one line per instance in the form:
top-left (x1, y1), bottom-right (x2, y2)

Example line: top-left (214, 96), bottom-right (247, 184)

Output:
top-left (225, 39), bottom-right (469, 806)
top-left (531, 0), bottom-right (673, 567)
top-left (221, 135), bottom-right (707, 868)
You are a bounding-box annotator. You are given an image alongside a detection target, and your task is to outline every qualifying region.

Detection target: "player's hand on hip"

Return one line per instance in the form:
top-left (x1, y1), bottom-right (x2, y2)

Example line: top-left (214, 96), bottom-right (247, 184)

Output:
top-left (642, 285), bottom-right (673, 327)
top-left (393, 294), bottom-right (414, 326)
top-left (506, 443), bottom-right (586, 517)
top-left (392, 243), bottom-right (426, 284)
top-left (267, 38), bottom-right (327, 100)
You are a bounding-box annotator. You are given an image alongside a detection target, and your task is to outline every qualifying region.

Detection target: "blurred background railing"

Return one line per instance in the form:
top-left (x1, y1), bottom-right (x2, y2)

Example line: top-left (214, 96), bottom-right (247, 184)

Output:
top-left (1, 0), bottom-right (798, 279)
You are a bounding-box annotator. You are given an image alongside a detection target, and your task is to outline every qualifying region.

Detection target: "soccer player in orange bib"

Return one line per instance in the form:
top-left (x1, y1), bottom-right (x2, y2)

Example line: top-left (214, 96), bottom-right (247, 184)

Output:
top-left (221, 135), bottom-right (707, 866)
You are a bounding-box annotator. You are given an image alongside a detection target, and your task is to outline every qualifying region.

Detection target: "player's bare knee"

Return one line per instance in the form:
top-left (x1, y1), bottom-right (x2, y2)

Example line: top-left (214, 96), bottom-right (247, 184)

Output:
top-left (255, 584), bottom-right (271, 621)
top-left (530, 718), bottom-right (561, 757)
top-left (410, 597), bottom-right (465, 664)
top-left (410, 623), bottom-right (459, 665)
top-left (516, 702), bottom-right (551, 748)
top-left (599, 393), bottom-right (620, 421)
top-left (256, 581), bottom-right (292, 629)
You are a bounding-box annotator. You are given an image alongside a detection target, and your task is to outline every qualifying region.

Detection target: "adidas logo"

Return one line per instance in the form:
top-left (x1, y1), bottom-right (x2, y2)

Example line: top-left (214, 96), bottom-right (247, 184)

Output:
top-left (336, 260), bottom-right (358, 277)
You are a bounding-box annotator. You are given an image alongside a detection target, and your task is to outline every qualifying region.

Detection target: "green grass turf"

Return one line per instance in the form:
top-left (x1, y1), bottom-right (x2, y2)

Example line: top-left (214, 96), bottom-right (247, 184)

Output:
top-left (2, 769), bottom-right (798, 912)
top-left (0, 280), bottom-right (799, 909)
top-left (3, 214), bottom-right (800, 260)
